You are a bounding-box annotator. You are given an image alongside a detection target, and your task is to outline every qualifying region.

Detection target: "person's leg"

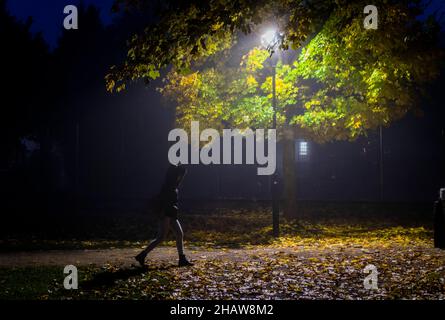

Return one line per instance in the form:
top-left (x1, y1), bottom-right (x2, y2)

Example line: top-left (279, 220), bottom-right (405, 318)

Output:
top-left (135, 216), bottom-right (170, 266)
top-left (170, 219), bottom-right (184, 256)
top-left (171, 219), bottom-right (193, 266)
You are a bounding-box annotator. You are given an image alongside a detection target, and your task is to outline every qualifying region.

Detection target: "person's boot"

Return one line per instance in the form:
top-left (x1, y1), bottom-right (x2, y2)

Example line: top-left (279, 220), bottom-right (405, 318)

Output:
top-left (178, 254), bottom-right (194, 267)
top-left (135, 252), bottom-right (146, 267)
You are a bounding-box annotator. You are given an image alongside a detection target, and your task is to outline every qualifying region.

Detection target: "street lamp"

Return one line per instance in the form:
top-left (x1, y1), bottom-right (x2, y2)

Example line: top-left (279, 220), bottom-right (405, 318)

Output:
top-left (261, 30), bottom-right (283, 56)
top-left (261, 29), bottom-right (282, 237)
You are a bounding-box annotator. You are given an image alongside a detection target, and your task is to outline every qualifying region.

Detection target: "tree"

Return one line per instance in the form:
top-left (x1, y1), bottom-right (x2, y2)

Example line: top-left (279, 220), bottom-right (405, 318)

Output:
top-left (105, 0), bottom-right (332, 92)
top-left (106, 0), bottom-right (443, 216)
top-left (53, 3), bottom-right (114, 205)
top-left (159, 46), bottom-right (303, 214)
top-left (0, 0), bottom-right (51, 167)
top-left (0, 0), bottom-right (59, 209)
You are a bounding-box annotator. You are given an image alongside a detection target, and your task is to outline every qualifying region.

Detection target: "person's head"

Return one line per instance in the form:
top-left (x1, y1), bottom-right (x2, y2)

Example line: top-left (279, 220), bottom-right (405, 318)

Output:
top-left (165, 163), bottom-right (187, 187)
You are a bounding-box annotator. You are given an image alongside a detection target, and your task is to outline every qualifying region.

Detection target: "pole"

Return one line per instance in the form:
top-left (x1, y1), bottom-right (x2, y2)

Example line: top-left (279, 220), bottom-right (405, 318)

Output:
top-left (272, 63), bottom-right (279, 237)
top-left (442, 126), bottom-right (445, 188)
top-left (74, 121), bottom-right (80, 213)
top-left (272, 65), bottom-right (277, 130)
top-left (379, 125), bottom-right (383, 201)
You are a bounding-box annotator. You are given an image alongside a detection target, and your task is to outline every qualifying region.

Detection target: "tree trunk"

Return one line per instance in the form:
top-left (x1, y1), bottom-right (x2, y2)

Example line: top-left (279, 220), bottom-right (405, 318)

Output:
top-left (282, 127), bottom-right (297, 218)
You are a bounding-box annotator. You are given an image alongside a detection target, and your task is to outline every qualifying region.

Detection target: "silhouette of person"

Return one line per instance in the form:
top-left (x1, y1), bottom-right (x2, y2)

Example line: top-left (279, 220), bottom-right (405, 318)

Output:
top-left (135, 164), bottom-right (193, 267)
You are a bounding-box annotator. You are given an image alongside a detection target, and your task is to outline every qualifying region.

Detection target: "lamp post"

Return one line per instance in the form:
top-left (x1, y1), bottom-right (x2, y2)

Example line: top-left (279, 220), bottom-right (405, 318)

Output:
top-left (261, 30), bottom-right (282, 237)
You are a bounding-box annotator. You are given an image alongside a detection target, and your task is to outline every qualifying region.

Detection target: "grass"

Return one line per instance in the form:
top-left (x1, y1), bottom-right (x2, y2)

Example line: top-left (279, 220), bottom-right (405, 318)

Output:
top-left (0, 203), bottom-right (434, 251)
top-left (0, 265), bottom-right (176, 300)
top-left (0, 267), bottom-right (61, 300)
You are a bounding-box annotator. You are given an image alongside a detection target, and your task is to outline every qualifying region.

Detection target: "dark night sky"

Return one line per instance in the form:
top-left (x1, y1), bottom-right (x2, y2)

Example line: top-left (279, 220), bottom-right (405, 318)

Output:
top-left (6, 0), bottom-right (445, 50)
top-left (6, 0), bottom-right (116, 49)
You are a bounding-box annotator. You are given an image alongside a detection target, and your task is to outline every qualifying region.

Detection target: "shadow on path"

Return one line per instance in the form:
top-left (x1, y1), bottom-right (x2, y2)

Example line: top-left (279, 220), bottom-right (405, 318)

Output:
top-left (82, 264), bottom-right (177, 290)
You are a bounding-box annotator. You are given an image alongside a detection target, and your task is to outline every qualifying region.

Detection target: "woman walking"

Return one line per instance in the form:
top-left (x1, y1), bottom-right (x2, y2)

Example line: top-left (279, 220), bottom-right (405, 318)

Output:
top-left (135, 164), bottom-right (193, 267)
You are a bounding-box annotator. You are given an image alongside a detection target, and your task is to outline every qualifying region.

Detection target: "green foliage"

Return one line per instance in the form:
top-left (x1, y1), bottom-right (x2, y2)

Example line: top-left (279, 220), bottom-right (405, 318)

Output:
top-left (293, 1), bottom-right (442, 141)
top-left (106, 0), bottom-right (333, 92)
top-left (159, 45), bottom-right (306, 135)
top-left (150, 1), bottom-right (442, 141)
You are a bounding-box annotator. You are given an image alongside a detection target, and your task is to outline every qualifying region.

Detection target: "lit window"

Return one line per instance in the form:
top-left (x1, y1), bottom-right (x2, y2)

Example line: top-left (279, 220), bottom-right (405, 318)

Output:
top-left (299, 141), bottom-right (308, 156)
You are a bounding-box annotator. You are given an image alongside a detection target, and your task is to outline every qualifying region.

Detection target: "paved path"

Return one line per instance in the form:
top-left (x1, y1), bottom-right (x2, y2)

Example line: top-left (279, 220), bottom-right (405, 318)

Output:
top-left (0, 246), bottom-right (353, 267)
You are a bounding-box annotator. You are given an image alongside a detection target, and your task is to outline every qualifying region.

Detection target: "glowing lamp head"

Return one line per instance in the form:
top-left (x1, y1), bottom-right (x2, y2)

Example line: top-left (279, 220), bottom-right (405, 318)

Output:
top-left (261, 30), bottom-right (277, 47)
top-left (261, 29), bottom-right (282, 51)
